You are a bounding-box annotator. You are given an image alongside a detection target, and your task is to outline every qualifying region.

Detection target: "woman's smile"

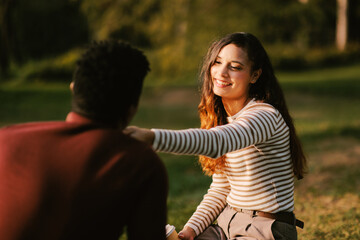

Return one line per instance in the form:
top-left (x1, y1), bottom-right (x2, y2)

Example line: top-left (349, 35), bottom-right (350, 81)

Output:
top-left (214, 78), bottom-right (232, 87)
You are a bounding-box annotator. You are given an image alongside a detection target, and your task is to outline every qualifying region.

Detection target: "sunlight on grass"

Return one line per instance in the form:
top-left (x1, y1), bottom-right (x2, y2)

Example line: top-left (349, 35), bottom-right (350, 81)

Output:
top-left (295, 193), bottom-right (360, 239)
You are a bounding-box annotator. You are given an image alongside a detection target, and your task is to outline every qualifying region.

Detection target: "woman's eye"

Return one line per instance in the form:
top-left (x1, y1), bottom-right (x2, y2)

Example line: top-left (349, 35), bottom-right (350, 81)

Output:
top-left (230, 66), bottom-right (241, 70)
top-left (214, 60), bottom-right (221, 65)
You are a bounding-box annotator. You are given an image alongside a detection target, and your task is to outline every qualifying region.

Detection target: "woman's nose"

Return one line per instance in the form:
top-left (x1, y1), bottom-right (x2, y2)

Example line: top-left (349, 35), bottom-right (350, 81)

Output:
top-left (219, 65), bottom-right (229, 77)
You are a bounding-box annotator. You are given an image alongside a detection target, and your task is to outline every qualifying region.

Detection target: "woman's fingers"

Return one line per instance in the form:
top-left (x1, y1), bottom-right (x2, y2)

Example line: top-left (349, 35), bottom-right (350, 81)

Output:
top-left (178, 227), bottom-right (196, 240)
top-left (123, 126), bottom-right (137, 135)
top-left (123, 126), bottom-right (154, 145)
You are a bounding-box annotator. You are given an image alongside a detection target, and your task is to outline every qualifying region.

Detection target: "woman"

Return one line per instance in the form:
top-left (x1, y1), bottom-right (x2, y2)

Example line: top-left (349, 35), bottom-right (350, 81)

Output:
top-left (125, 32), bottom-right (307, 240)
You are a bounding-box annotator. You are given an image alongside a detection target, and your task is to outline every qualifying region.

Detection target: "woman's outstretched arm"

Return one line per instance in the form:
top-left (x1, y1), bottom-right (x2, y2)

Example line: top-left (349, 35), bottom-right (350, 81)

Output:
top-left (124, 103), bottom-right (283, 159)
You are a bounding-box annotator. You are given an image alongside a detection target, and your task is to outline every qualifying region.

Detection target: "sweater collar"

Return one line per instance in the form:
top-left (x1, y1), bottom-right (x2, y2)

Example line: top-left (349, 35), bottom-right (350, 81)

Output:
top-left (227, 98), bottom-right (256, 123)
top-left (66, 112), bottom-right (97, 125)
top-left (66, 112), bottom-right (122, 129)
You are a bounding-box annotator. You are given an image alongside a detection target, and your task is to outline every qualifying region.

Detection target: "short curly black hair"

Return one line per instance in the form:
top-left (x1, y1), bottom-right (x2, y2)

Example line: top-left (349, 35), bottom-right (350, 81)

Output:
top-left (71, 40), bottom-right (150, 125)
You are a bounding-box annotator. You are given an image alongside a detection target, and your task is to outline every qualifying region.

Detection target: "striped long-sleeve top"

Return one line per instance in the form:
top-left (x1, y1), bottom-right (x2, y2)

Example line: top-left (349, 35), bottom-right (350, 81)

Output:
top-left (152, 99), bottom-right (295, 235)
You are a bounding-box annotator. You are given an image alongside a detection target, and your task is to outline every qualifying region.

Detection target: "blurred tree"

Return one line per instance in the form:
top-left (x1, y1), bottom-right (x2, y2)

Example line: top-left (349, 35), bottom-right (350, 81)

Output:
top-left (12, 0), bottom-right (89, 60)
top-left (1, 0), bottom-right (359, 82)
top-left (254, 0), bottom-right (337, 48)
top-left (0, 0), bottom-right (15, 78)
top-left (147, 0), bottom-right (260, 78)
top-left (348, 0), bottom-right (360, 44)
top-left (336, 0), bottom-right (348, 51)
top-left (296, 0), bottom-right (359, 51)
top-left (144, 0), bottom-right (193, 75)
top-left (80, 0), bottom-right (161, 48)
top-left (1, 0), bottom-right (88, 67)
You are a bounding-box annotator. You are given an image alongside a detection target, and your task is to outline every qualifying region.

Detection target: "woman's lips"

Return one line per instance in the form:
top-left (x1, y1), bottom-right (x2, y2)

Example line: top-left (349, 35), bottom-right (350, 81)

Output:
top-left (214, 79), bottom-right (232, 87)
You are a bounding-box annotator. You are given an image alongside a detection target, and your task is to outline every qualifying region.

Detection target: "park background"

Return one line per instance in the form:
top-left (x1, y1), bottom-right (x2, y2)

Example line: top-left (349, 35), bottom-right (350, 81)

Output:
top-left (0, 0), bottom-right (360, 239)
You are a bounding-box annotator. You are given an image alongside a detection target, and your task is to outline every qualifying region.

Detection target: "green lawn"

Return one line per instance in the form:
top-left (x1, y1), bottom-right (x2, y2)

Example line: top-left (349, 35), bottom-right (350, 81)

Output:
top-left (1, 63), bottom-right (360, 239)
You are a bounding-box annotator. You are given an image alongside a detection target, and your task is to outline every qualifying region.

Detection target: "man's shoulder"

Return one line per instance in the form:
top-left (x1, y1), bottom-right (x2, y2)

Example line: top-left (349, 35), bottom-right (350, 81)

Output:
top-left (121, 134), bottom-right (163, 165)
top-left (107, 134), bottom-right (168, 187)
top-left (0, 121), bottom-right (70, 133)
top-left (0, 121), bottom-right (66, 141)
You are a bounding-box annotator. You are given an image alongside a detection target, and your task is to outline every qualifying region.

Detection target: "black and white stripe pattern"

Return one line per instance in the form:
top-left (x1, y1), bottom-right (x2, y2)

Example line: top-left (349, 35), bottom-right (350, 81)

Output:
top-left (152, 100), bottom-right (294, 235)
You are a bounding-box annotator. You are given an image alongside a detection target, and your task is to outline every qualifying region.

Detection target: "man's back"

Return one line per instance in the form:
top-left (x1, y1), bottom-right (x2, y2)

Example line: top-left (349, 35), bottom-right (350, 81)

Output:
top-left (0, 112), bottom-right (168, 240)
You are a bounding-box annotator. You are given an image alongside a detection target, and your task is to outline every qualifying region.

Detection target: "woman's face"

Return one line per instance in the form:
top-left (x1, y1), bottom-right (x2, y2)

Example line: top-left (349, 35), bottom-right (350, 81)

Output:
top-left (210, 44), bottom-right (259, 105)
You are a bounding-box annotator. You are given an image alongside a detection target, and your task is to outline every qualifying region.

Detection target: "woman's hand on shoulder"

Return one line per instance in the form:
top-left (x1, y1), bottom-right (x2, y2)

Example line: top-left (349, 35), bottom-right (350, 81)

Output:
top-left (123, 126), bottom-right (155, 145)
top-left (178, 226), bottom-right (196, 240)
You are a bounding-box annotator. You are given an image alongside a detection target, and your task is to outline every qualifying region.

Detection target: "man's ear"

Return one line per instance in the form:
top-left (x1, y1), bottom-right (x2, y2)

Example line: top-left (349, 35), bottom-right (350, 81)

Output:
top-left (70, 82), bottom-right (74, 92)
top-left (251, 69), bottom-right (262, 83)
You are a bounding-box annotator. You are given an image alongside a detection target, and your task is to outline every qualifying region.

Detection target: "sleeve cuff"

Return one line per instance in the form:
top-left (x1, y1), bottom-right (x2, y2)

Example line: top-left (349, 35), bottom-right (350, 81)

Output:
top-left (151, 129), bottom-right (160, 150)
top-left (184, 223), bottom-right (201, 236)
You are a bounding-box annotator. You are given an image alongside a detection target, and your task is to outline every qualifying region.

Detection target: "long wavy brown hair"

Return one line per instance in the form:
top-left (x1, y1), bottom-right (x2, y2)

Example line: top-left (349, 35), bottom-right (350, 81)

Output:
top-left (198, 32), bottom-right (307, 180)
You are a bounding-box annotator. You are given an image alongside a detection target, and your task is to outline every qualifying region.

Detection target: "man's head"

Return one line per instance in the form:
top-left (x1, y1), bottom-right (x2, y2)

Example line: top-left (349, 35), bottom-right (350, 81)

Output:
top-left (71, 40), bottom-right (150, 127)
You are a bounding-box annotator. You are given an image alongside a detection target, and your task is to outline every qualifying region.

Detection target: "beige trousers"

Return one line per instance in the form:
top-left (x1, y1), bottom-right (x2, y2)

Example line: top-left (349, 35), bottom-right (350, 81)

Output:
top-left (196, 205), bottom-right (297, 240)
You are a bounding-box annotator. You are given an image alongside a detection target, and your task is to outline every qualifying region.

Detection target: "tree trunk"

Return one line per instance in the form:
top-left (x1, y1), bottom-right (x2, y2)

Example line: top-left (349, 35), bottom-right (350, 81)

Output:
top-left (336, 0), bottom-right (348, 51)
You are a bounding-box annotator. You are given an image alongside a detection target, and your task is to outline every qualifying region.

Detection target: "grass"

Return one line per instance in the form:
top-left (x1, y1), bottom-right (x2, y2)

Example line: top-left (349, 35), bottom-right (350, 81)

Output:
top-left (0, 83), bottom-right (71, 126)
top-left (1, 63), bottom-right (360, 239)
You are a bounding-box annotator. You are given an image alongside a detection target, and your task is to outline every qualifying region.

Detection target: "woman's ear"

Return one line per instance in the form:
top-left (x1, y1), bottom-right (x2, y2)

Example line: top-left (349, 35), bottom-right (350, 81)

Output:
top-left (251, 69), bottom-right (262, 83)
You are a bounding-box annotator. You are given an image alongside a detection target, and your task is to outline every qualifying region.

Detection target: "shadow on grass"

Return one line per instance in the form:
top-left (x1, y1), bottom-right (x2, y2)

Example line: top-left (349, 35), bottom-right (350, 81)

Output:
top-left (159, 153), bottom-right (212, 230)
top-left (296, 124), bottom-right (360, 196)
top-left (298, 164), bottom-right (360, 197)
top-left (320, 165), bottom-right (360, 196)
top-left (282, 78), bottom-right (360, 99)
top-left (159, 153), bottom-right (211, 198)
top-left (294, 134), bottom-right (360, 239)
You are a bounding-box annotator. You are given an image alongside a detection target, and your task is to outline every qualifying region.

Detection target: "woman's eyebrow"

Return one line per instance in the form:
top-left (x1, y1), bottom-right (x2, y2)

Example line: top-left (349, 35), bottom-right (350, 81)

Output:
top-left (231, 60), bottom-right (245, 66)
top-left (216, 56), bottom-right (245, 66)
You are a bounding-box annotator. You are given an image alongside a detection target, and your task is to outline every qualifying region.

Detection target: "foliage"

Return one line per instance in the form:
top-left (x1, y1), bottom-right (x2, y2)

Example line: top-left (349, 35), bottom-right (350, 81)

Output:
top-left (80, 0), bottom-right (161, 47)
top-left (8, 48), bottom-right (83, 83)
top-left (1, 0), bottom-right (360, 83)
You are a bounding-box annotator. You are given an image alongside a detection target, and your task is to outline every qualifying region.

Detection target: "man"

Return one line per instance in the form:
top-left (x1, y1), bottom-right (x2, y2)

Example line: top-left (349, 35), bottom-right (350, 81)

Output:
top-left (0, 40), bottom-right (168, 239)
